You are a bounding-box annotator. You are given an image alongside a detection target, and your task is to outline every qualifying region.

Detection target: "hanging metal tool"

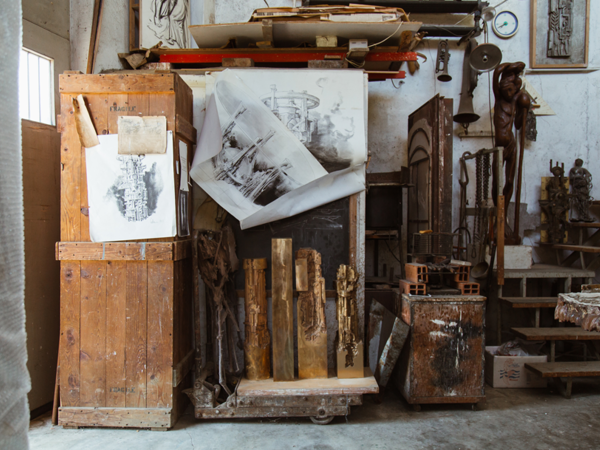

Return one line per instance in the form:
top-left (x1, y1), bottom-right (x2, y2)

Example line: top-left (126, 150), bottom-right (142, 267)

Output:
top-left (435, 40), bottom-right (452, 82)
top-left (453, 39), bottom-right (481, 132)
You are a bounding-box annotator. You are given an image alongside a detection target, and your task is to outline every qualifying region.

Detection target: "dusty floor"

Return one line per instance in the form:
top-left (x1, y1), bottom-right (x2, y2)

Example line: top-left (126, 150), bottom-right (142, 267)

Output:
top-left (29, 380), bottom-right (600, 450)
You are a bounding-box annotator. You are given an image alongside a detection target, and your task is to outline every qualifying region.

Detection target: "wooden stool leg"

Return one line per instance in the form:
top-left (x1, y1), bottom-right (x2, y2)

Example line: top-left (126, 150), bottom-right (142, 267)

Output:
top-left (535, 307), bottom-right (540, 328)
top-left (551, 340), bottom-right (556, 362)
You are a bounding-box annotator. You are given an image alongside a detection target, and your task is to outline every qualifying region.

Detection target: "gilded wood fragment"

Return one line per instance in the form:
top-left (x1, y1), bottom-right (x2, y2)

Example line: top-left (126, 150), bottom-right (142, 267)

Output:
top-left (336, 264), bottom-right (364, 378)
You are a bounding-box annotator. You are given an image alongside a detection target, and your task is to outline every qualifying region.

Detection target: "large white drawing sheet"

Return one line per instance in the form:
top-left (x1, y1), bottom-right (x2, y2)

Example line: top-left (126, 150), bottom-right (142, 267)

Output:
top-left (86, 132), bottom-right (177, 242)
top-left (190, 69), bottom-right (367, 229)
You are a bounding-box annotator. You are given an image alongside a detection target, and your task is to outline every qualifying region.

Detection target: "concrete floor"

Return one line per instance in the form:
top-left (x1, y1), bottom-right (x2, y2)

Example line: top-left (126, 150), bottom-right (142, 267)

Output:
top-left (29, 380), bottom-right (600, 450)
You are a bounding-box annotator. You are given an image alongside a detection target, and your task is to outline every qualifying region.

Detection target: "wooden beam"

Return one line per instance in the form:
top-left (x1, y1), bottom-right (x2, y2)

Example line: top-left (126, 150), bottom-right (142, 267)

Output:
top-left (176, 114), bottom-right (197, 144)
top-left (58, 407), bottom-right (172, 428)
top-left (60, 74), bottom-right (176, 94)
top-left (56, 241), bottom-right (191, 261)
top-left (271, 238), bottom-right (294, 382)
top-left (86, 0), bottom-right (102, 74)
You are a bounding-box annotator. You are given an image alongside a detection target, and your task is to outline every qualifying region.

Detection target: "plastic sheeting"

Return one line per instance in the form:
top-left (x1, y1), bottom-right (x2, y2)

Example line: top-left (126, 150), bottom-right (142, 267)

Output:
top-left (0, 0), bottom-right (31, 448)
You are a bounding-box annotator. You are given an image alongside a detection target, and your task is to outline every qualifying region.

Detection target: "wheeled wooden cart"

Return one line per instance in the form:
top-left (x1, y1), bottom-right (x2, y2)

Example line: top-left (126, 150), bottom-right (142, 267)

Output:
top-left (186, 370), bottom-right (378, 424)
top-left (394, 294), bottom-right (486, 411)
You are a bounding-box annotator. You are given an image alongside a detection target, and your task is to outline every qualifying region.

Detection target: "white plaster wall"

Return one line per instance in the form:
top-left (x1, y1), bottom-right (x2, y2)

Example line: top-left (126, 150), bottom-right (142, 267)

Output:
top-left (70, 0), bottom-right (128, 73)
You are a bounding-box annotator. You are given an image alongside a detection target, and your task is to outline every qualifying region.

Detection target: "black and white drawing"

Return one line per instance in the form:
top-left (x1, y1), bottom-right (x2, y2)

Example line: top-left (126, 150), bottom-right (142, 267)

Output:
top-left (192, 71), bottom-right (327, 221)
top-left (238, 71), bottom-right (366, 173)
top-left (141, 0), bottom-right (190, 49)
top-left (190, 69), bottom-right (367, 229)
top-left (86, 133), bottom-right (177, 242)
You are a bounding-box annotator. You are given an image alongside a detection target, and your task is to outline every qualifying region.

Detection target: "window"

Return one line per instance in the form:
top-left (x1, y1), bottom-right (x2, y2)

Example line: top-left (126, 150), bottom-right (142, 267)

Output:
top-left (19, 48), bottom-right (55, 126)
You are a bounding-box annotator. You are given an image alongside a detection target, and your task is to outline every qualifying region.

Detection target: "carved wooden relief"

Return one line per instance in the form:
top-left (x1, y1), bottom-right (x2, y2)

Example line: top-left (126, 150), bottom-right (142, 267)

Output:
top-left (243, 258), bottom-right (270, 380)
top-left (336, 264), bottom-right (364, 378)
top-left (296, 248), bottom-right (328, 379)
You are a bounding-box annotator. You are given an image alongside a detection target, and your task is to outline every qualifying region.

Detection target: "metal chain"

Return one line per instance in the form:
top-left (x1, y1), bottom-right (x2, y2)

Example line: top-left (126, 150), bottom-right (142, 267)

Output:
top-left (474, 153), bottom-right (483, 244)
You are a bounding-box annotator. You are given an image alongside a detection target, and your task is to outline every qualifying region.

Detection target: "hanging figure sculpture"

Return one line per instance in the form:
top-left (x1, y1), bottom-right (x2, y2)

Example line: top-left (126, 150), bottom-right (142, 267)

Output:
top-left (491, 62), bottom-right (532, 244)
top-left (569, 158), bottom-right (594, 222)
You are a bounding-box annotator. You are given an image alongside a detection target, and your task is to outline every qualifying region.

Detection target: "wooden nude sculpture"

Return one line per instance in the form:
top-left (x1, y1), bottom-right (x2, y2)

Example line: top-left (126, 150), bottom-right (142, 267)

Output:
top-left (491, 62), bottom-right (532, 244)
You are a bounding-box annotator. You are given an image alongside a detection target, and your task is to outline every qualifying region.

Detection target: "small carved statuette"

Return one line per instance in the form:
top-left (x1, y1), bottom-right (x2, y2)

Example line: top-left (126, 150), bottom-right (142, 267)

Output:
top-left (336, 264), bottom-right (364, 378)
top-left (540, 161), bottom-right (571, 244)
top-left (569, 158), bottom-right (594, 223)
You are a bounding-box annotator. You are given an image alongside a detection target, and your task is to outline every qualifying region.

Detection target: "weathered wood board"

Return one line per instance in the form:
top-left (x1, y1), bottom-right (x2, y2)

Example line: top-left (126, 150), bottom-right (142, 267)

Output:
top-left (272, 239), bottom-right (294, 382)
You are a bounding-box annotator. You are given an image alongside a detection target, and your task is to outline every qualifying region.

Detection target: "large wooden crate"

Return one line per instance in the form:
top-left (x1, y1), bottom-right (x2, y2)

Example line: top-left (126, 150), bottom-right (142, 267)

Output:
top-left (57, 73), bottom-right (196, 429)
top-left (394, 293), bottom-right (486, 409)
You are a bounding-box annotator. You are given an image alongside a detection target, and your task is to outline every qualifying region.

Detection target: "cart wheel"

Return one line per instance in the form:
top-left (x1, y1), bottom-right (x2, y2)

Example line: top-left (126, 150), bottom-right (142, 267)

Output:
top-left (310, 416), bottom-right (334, 425)
top-left (412, 404), bottom-right (421, 412)
top-left (472, 401), bottom-right (485, 411)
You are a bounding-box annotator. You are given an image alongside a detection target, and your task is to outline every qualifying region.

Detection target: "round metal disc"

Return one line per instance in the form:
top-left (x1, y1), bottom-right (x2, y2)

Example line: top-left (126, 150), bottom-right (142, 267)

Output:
top-left (469, 43), bottom-right (502, 72)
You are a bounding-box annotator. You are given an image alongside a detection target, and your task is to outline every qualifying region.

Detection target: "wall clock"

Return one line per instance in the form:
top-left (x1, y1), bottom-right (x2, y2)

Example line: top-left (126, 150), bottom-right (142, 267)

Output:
top-left (493, 11), bottom-right (519, 39)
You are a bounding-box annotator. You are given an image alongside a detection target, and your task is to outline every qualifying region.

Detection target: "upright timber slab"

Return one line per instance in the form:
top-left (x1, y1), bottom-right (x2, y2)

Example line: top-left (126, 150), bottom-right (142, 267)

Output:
top-left (272, 238), bottom-right (294, 381)
top-left (296, 248), bottom-right (328, 379)
top-left (57, 73), bottom-right (195, 429)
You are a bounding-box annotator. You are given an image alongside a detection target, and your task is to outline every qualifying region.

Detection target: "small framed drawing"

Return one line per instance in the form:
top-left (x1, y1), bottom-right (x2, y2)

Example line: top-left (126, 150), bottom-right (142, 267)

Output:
top-left (531, 0), bottom-right (590, 69)
top-left (140, 0), bottom-right (191, 49)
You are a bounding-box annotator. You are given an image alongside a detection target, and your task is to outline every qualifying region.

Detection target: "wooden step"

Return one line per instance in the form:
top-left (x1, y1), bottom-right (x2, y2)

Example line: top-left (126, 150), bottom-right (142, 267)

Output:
top-left (525, 361), bottom-right (600, 378)
top-left (500, 297), bottom-right (558, 308)
top-left (551, 244), bottom-right (600, 253)
top-left (512, 327), bottom-right (600, 341)
top-left (568, 222), bottom-right (600, 228)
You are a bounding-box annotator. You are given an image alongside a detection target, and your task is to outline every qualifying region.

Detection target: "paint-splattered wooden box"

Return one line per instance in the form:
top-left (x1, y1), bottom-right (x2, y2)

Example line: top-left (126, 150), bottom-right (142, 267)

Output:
top-left (394, 293), bottom-right (486, 410)
top-left (56, 73), bottom-right (195, 429)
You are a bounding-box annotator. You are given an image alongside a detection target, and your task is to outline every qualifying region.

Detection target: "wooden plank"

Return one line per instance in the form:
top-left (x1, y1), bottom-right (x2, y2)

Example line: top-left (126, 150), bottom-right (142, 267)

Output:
top-left (79, 261), bottom-right (107, 406)
top-left (295, 258), bottom-right (308, 291)
top-left (499, 297), bottom-right (558, 308)
top-left (56, 241), bottom-right (191, 261)
top-left (552, 244), bottom-right (600, 253)
top-left (106, 261), bottom-right (127, 407)
top-left (172, 350), bottom-right (194, 388)
top-left (569, 222), bottom-right (600, 228)
top-left (59, 261), bottom-right (81, 406)
top-left (235, 289), bottom-right (337, 298)
top-left (58, 407), bottom-right (172, 428)
top-left (60, 93), bottom-right (81, 242)
top-left (188, 21), bottom-right (421, 49)
top-left (59, 74), bottom-right (176, 94)
top-left (108, 93), bottom-right (129, 134)
top-left (296, 248), bottom-right (328, 379)
top-left (525, 361), bottom-right (600, 378)
top-left (271, 238), bottom-right (294, 382)
top-left (175, 114), bottom-right (197, 144)
top-left (86, 0), bottom-right (102, 74)
top-left (126, 262), bottom-right (148, 407)
top-left (512, 327), bottom-right (600, 340)
top-left (147, 262), bottom-right (174, 408)
top-left (237, 369), bottom-right (378, 397)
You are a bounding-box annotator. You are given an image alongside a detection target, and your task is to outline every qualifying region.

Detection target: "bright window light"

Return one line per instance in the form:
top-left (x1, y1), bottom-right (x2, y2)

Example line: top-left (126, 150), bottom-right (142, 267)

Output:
top-left (19, 48), bottom-right (55, 126)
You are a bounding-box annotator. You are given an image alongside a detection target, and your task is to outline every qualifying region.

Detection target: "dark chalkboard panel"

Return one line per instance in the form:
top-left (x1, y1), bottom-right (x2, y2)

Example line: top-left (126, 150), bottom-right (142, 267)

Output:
top-left (228, 197), bottom-right (350, 291)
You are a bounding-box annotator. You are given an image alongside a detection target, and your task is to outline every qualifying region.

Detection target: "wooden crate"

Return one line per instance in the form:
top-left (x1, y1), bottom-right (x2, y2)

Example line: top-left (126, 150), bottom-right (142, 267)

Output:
top-left (57, 73), bottom-right (195, 429)
top-left (394, 293), bottom-right (486, 409)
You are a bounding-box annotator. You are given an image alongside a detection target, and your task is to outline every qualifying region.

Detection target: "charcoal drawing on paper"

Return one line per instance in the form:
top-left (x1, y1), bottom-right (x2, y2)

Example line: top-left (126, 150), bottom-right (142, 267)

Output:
top-left (109, 156), bottom-right (163, 222)
top-left (237, 70), bottom-right (367, 173)
top-left (193, 71), bottom-right (328, 221)
top-left (142, 0), bottom-right (190, 49)
top-left (86, 133), bottom-right (177, 242)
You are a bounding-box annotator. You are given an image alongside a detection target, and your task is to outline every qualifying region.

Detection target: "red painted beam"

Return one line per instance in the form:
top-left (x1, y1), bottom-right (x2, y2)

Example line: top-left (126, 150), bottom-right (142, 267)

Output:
top-left (159, 51), bottom-right (417, 64)
top-left (368, 72), bottom-right (406, 81)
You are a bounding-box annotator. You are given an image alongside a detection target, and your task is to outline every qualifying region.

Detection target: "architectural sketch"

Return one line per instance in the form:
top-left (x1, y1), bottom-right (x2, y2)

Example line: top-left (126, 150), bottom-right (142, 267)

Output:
top-left (214, 103), bottom-right (300, 207)
top-left (143, 0), bottom-right (190, 49)
top-left (547, 0), bottom-right (572, 57)
top-left (236, 70), bottom-right (366, 173)
top-left (110, 156), bottom-right (158, 222)
top-left (86, 133), bottom-right (176, 242)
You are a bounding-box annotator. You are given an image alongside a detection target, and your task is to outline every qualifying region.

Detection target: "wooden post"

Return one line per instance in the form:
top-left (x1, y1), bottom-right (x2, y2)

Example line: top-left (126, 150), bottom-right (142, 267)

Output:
top-left (296, 249), bottom-right (328, 379)
top-left (497, 195), bottom-right (505, 286)
top-left (243, 259), bottom-right (271, 380)
top-left (272, 239), bottom-right (294, 381)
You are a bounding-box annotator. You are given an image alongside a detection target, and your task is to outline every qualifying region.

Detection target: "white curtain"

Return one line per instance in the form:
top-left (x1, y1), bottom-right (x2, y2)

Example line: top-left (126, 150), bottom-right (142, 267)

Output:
top-left (0, 0), bottom-right (31, 448)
